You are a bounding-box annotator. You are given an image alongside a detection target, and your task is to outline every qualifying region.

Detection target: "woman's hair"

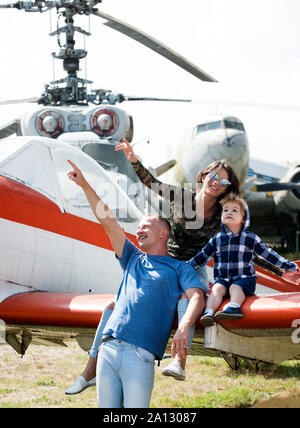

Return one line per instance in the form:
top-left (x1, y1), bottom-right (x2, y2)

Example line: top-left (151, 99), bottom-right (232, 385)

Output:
top-left (196, 159), bottom-right (240, 203)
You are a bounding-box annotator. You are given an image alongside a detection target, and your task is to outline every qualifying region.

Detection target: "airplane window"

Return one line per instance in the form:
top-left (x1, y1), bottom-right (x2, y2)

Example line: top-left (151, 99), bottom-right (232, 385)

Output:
top-left (196, 121), bottom-right (222, 133)
top-left (0, 142), bottom-right (57, 200)
top-left (0, 139), bottom-right (28, 164)
top-left (51, 146), bottom-right (141, 223)
top-left (224, 120), bottom-right (245, 132)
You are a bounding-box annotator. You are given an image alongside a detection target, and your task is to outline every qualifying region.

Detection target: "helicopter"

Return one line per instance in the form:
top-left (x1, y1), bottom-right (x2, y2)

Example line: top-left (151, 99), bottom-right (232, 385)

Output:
top-left (0, 0), bottom-right (218, 207)
top-left (0, 0), bottom-right (300, 372)
top-left (0, 1), bottom-right (299, 251)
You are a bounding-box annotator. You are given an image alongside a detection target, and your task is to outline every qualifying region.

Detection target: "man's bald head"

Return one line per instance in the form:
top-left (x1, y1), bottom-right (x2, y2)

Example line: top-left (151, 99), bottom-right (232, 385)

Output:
top-left (136, 215), bottom-right (171, 255)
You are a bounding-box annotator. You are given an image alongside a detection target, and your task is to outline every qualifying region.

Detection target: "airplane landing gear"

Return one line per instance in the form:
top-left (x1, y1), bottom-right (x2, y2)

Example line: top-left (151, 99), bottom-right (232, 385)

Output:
top-left (220, 352), bottom-right (278, 373)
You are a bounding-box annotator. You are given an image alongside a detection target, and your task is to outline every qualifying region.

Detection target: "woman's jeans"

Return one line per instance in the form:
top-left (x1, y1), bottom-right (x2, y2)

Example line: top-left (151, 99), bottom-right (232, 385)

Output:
top-left (89, 308), bottom-right (113, 358)
top-left (97, 339), bottom-right (155, 408)
top-left (178, 265), bottom-right (209, 350)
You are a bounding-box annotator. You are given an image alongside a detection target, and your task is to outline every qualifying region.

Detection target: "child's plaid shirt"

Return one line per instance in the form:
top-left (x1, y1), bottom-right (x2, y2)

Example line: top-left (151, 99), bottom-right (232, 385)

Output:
top-left (189, 206), bottom-right (297, 282)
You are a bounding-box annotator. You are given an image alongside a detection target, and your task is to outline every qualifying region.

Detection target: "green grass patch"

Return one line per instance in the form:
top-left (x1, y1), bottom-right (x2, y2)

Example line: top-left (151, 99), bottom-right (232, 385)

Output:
top-left (1, 344), bottom-right (300, 408)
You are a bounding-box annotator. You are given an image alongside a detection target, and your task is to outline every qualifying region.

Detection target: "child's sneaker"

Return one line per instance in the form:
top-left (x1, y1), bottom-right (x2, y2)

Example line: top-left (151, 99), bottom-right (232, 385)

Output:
top-left (214, 307), bottom-right (244, 320)
top-left (200, 313), bottom-right (214, 327)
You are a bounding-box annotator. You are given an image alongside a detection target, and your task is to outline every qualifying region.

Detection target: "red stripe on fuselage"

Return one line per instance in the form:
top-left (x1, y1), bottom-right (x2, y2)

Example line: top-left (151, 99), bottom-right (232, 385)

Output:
top-left (1, 176), bottom-right (299, 294)
top-left (0, 175), bottom-right (138, 249)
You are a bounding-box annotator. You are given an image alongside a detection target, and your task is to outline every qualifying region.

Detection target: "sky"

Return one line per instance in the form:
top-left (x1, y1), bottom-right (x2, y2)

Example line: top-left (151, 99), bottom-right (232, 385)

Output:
top-left (0, 0), bottom-right (300, 167)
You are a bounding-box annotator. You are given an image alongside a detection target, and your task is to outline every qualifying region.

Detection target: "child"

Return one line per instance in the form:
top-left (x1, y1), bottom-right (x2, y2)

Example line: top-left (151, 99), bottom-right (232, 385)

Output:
top-left (189, 193), bottom-right (300, 326)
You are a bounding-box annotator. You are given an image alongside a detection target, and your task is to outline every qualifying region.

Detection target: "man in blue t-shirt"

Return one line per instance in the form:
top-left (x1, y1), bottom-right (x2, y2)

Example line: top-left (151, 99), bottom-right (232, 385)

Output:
top-left (67, 160), bottom-right (205, 408)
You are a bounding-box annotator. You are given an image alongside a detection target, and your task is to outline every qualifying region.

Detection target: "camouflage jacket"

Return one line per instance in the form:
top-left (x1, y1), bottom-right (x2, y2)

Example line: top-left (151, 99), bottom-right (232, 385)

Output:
top-left (131, 159), bottom-right (283, 276)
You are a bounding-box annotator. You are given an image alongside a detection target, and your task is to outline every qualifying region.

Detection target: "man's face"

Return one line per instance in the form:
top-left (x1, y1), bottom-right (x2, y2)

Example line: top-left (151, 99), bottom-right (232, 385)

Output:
top-left (221, 202), bottom-right (244, 230)
top-left (136, 217), bottom-right (164, 250)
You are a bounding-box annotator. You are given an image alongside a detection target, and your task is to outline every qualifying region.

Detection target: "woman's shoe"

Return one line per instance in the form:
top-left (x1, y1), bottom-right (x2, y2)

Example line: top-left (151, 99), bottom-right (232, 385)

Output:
top-left (162, 360), bottom-right (186, 381)
top-left (65, 375), bottom-right (96, 395)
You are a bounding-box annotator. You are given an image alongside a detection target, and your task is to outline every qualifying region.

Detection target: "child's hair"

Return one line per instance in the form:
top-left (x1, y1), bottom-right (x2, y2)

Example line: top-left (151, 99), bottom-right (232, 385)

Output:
top-left (220, 192), bottom-right (248, 218)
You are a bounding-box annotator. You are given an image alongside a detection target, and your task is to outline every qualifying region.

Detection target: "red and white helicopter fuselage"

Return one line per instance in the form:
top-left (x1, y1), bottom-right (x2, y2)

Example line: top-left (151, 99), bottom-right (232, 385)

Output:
top-left (0, 136), bottom-right (299, 368)
top-left (0, 136), bottom-right (142, 303)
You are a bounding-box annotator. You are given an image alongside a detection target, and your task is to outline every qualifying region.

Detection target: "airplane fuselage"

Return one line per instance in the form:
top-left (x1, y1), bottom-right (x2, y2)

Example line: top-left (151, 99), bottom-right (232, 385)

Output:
top-left (162, 115), bottom-right (249, 187)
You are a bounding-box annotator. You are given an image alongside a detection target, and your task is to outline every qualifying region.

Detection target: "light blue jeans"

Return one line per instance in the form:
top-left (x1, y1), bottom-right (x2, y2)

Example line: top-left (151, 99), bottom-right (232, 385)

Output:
top-left (89, 308), bottom-right (112, 359)
top-left (178, 265), bottom-right (209, 349)
top-left (96, 339), bottom-right (155, 408)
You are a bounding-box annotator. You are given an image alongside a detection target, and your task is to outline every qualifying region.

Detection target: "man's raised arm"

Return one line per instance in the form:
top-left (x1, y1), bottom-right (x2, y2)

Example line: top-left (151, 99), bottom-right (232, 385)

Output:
top-left (67, 160), bottom-right (126, 258)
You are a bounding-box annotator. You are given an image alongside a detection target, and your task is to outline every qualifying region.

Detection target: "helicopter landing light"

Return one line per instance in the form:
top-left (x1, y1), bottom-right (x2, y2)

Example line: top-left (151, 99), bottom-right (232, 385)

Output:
top-left (36, 110), bottom-right (64, 138)
top-left (91, 108), bottom-right (119, 137)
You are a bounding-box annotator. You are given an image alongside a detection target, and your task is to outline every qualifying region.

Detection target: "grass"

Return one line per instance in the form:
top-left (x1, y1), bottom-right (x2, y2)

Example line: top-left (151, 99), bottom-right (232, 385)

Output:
top-left (1, 342), bottom-right (300, 408)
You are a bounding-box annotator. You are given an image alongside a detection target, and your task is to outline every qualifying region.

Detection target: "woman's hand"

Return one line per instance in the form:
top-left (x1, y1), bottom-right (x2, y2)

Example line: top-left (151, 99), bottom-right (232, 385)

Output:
top-left (115, 138), bottom-right (138, 163)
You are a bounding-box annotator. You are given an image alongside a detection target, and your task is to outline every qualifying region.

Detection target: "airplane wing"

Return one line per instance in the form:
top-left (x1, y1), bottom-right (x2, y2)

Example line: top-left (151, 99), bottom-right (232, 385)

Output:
top-left (0, 292), bottom-right (113, 356)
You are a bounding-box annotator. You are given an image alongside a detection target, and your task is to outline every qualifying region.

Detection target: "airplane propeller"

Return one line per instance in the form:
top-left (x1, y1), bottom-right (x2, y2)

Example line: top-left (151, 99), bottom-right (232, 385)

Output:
top-left (254, 182), bottom-right (300, 192)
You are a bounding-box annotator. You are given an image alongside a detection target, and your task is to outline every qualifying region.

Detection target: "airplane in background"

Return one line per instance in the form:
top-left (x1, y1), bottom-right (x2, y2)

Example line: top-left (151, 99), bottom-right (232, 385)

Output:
top-left (158, 114), bottom-right (300, 252)
top-left (0, 0), bottom-right (300, 372)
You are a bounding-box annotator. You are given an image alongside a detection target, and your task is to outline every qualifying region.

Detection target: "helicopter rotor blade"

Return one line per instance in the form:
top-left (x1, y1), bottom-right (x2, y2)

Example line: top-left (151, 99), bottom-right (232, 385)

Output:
top-left (0, 97), bottom-right (38, 106)
top-left (192, 98), bottom-right (300, 112)
top-left (93, 10), bottom-right (217, 83)
top-left (123, 96), bottom-right (191, 102)
top-left (253, 182), bottom-right (300, 192)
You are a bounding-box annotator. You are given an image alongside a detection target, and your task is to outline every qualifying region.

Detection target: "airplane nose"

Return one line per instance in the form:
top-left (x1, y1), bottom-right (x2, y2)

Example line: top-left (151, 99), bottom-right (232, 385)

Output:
top-left (223, 136), bottom-right (235, 147)
top-left (223, 137), bottom-right (231, 147)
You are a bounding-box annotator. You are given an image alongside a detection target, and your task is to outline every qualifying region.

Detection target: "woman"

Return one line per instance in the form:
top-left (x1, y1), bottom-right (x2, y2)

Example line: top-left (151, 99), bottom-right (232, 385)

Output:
top-left (65, 139), bottom-right (292, 393)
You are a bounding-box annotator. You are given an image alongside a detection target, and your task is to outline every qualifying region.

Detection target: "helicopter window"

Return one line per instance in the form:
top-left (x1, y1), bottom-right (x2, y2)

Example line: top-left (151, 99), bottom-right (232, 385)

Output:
top-left (50, 146), bottom-right (141, 223)
top-left (82, 143), bottom-right (138, 183)
top-left (0, 142), bottom-right (57, 200)
top-left (196, 121), bottom-right (222, 133)
top-left (224, 120), bottom-right (245, 132)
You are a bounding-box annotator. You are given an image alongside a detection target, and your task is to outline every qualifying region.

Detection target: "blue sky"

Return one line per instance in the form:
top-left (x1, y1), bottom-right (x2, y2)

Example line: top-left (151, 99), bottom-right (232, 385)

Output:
top-left (0, 0), bottom-right (299, 166)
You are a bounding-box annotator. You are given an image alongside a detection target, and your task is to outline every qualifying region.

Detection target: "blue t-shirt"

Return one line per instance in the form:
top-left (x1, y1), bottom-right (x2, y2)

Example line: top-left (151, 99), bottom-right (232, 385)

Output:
top-left (102, 239), bottom-right (205, 359)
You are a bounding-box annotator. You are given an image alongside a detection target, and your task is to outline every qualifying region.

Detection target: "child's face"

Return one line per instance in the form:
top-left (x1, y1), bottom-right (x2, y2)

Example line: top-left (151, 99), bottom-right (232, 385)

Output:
top-left (221, 202), bottom-right (244, 231)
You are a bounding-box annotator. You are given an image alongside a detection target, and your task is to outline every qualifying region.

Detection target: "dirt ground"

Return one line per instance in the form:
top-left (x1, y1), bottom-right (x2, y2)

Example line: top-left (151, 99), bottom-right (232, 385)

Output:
top-left (253, 389), bottom-right (300, 408)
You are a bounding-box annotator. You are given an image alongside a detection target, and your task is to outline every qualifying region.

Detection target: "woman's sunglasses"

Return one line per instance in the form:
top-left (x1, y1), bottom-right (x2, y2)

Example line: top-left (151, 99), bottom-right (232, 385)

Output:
top-left (208, 172), bottom-right (231, 187)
